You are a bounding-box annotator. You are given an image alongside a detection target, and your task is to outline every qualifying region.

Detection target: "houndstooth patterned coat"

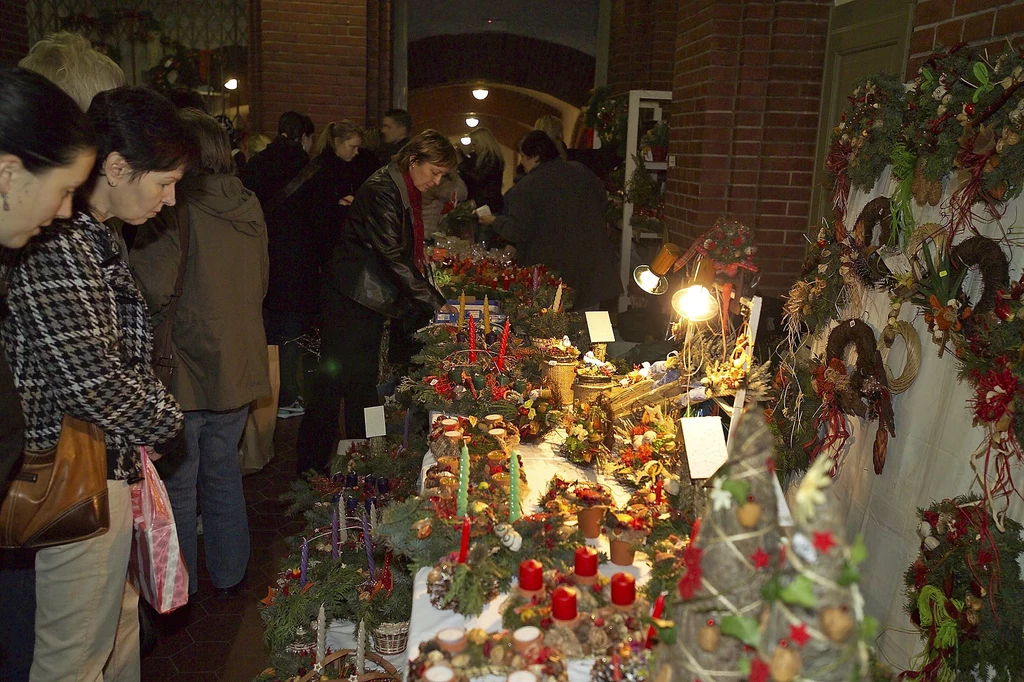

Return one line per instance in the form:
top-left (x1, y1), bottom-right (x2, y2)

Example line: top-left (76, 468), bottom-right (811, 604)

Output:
top-left (1, 212), bottom-right (183, 480)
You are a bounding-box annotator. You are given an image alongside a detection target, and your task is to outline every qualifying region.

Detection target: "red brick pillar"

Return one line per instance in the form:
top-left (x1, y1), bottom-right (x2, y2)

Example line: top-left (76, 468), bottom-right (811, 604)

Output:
top-left (250, 0), bottom-right (369, 134)
top-left (663, 0), bottom-right (830, 295)
top-left (366, 0), bottom-right (392, 128)
top-left (608, 0), bottom-right (678, 95)
top-left (0, 0), bottom-right (29, 67)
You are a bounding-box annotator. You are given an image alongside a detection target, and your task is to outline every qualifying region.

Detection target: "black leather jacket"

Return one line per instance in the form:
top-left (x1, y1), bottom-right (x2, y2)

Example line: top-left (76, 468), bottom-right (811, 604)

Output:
top-left (325, 162), bottom-right (445, 319)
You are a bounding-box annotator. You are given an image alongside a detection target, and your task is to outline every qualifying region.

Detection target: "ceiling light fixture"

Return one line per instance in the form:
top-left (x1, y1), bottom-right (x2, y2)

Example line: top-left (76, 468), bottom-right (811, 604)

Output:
top-left (466, 116), bottom-right (479, 128)
top-left (472, 88), bottom-right (489, 100)
top-left (224, 78), bottom-right (238, 90)
top-left (460, 135), bottom-right (472, 145)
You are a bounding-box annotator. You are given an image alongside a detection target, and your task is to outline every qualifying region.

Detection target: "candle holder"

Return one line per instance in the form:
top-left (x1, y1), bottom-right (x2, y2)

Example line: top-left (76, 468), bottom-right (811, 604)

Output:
top-left (491, 472), bottom-right (510, 489)
top-left (423, 665), bottom-right (455, 682)
top-left (436, 627), bottom-right (467, 654)
top-left (512, 625), bottom-right (543, 655)
top-left (484, 414), bottom-right (503, 427)
top-left (436, 455), bottom-right (458, 473)
top-left (443, 429), bottom-right (462, 445)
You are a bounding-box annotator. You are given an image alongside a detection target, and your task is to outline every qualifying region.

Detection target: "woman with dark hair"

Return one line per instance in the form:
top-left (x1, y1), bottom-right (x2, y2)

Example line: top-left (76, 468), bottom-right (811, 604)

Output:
top-left (0, 68), bottom-right (96, 681)
top-left (296, 129), bottom-right (457, 474)
top-left (480, 130), bottom-right (622, 310)
top-left (131, 108), bottom-right (268, 601)
top-left (1, 85), bottom-right (189, 681)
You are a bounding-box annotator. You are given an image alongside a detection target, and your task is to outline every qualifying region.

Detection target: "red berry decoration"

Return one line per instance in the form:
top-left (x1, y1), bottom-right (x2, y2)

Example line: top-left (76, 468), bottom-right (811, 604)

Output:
top-left (965, 103), bottom-right (976, 116)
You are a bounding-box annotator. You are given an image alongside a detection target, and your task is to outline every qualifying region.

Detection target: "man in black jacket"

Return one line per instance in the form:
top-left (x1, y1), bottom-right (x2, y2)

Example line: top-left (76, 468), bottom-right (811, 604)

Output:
top-left (377, 108), bottom-right (411, 166)
top-left (241, 111), bottom-right (315, 418)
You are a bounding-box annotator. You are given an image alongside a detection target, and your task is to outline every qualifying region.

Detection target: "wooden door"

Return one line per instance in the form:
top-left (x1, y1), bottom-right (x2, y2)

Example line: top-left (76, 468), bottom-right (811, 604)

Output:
top-left (809, 0), bottom-right (916, 229)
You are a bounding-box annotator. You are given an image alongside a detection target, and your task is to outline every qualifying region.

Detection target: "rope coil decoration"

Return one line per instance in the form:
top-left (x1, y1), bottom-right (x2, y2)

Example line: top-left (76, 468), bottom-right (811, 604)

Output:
top-left (879, 319), bottom-right (921, 395)
top-left (852, 196), bottom-right (893, 250)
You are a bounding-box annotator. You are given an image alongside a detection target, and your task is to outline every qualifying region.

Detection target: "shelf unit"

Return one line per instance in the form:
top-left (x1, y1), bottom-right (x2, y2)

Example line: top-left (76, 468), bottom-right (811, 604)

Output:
top-left (619, 89), bottom-right (672, 312)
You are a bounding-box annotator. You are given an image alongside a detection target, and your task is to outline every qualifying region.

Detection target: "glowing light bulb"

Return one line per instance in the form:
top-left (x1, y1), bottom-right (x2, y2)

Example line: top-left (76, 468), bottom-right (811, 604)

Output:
top-left (672, 285), bottom-right (718, 322)
top-left (632, 265), bottom-right (667, 295)
top-left (460, 135), bottom-right (472, 145)
top-left (472, 88), bottom-right (489, 100)
top-left (466, 116), bottom-right (479, 128)
top-left (224, 78), bottom-right (238, 90)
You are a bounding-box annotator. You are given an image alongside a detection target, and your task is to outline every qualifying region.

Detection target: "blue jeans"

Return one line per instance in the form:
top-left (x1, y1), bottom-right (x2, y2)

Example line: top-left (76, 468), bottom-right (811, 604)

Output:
top-left (160, 408), bottom-right (250, 594)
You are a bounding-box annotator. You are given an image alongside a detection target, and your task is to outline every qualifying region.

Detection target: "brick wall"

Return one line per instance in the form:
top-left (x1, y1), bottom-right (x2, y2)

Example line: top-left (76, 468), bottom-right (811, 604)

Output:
top-left (366, 0), bottom-right (391, 127)
top-left (662, 0), bottom-right (830, 295)
top-left (0, 0), bottom-right (29, 68)
top-left (907, 0), bottom-right (1024, 79)
top-left (607, 0), bottom-right (678, 95)
top-left (250, 0), bottom-right (368, 135)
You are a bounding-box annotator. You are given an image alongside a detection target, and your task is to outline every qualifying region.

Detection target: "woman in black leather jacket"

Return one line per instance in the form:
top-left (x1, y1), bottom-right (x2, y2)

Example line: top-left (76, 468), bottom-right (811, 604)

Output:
top-left (296, 130), bottom-right (457, 474)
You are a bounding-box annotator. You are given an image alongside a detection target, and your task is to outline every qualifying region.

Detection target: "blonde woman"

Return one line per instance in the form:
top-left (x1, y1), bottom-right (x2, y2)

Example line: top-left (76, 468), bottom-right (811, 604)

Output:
top-left (19, 32), bottom-right (125, 110)
top-left (460, 127), bottom-right (505, 214)
top-left (534, 115), bottom-right (569, 158)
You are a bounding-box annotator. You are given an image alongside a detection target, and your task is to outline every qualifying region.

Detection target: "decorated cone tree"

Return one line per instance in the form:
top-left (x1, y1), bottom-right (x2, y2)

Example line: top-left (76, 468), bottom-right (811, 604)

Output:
top-left (655, 408), bottom-right (781, 682)
top-left (759, 455), bottom-right (873, 682)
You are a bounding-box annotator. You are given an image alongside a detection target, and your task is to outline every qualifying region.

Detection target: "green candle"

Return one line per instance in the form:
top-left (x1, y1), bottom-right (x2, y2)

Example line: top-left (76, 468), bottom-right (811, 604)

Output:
top-left (457, 440), bottom-right (470, 517)
top-left (509, 449), bottom-right (521, 522)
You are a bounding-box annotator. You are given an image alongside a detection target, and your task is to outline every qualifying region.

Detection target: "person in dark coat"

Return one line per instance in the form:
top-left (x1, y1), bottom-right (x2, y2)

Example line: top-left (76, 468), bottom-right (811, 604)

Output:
top-left (459, 127), bottom-right (504, 214)
top-left (240, 110), bottom-right (315, 418)
top-left (296, 130), bottom-right (457, 475)
top-left (301, 121), bottom-right (377, 264)
top-left (377, 108), bottom-right (411, 166)
top-left (480, 130), bottom-right (622, 310)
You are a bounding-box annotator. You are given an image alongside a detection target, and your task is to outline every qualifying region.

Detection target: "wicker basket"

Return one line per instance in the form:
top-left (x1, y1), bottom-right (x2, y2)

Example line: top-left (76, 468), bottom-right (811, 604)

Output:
top-left (372, 621), bottom-right (410, 655)
top-left (573, 375), bottom-right (616, 405)
top-left (530, 337), bottom-right (561, 350)
top-left (542, 361), bottom-right (577, 407)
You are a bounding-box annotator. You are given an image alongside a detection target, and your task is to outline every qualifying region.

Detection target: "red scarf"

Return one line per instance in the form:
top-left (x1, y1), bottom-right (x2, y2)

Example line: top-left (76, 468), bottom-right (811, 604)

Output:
top-left (402, 172), bottom-right (425, 270)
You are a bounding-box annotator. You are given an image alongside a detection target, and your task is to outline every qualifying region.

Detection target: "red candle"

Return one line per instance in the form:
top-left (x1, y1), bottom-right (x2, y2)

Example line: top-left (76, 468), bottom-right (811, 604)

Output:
top-left (645, 593), bottom-right (666, 648)
top-left (457, 516), bottom-right (471, 564)
top-left (497, 318), bottom-right (510, 371)
top-left (551, 585), bottom-right (578, 621)
top-left (655, 478), bottom-right (663, 505)
top-left (518, 559), bottom-right (544, 591)
top-left (574, 547), bottom-right (598, 577)
top-left (611, 572), bottom-right (636, 606)
top-left (468, 314), bottom-right (477, 363)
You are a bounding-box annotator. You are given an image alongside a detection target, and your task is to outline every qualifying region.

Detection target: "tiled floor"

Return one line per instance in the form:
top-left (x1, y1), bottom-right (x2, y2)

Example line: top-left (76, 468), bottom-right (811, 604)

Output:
top-left (141, 417), bottom-right (305, 681)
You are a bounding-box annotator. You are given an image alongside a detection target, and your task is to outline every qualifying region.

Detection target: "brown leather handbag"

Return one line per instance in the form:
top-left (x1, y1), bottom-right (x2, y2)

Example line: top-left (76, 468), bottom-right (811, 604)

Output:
top-left (0, 415), bottom-right (109, 549)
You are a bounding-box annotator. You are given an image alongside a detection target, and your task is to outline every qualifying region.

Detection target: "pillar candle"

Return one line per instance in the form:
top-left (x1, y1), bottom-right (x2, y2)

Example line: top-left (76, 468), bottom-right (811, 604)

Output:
top-left (518, 559), bottom-right (543, 591)
top-left (551, 585), bottom-right (578, 621)
top-left (574, 547), bottom-right (598, 577)
top-left (457, 441), bottom-right (470, 517)
top-left (468, 314), bottom-right (477, 362)
top-left (457, 516), bottom-right (471, 564)
top-left (483, 295), bottom-right (491, 333)
top-left (611, 572), bottom-right (636, 606)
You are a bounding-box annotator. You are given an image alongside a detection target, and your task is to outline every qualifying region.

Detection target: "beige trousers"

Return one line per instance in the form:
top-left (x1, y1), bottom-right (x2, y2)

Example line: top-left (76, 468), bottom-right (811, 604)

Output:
top-left (30, 479), bottom-right (141, 682)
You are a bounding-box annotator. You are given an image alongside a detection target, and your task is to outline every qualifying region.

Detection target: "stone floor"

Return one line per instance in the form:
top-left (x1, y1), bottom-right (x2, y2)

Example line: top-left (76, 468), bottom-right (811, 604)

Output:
top-left (141, 417), bottom-right (304, 681)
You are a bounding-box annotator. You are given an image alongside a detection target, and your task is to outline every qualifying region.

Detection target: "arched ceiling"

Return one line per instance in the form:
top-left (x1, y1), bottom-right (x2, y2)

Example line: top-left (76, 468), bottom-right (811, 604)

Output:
top-left (408, 83), bottom-right (579, 158)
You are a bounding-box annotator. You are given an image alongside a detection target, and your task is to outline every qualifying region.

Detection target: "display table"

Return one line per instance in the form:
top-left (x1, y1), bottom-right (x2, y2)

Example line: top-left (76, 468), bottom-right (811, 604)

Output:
top-left (406, 429), bottom-right (652, 680)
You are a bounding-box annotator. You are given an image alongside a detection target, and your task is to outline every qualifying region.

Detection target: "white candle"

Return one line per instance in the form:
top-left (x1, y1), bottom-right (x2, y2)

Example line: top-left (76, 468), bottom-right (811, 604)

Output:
top-left (424, 666), bottom-right (455, 682)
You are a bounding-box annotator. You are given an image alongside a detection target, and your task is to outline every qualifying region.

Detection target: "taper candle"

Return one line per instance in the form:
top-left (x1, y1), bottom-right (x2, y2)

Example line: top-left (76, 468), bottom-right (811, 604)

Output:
top-left (457, 516), bottom-right (471, 564)
top-left (508, 449), bottom-right (521, 522)
top-left (458, 292), bottom-right (466, 328)
top-left (299, 537), bottom-right (309, 587)
top-left (532, 266), bottom-right (539, 295)
top-left (456, 440), bottom-right (470, 517)
top-left (655, 478), bottom-right (663, 505)
top-left (497, 318), bottom-right (510, 372)
top-left (645, 593), bottom-right (666, 648)
top-left (552, 283), bottom-right (562, 312)
top-left (316, 603), bottom-right (326, 665)
top-left (361, 512), bottom-right (376, 577)
top-left (331, 506), bottom-right (339, 560)
top-left (468, 314), bottom-right (477, 362)
top-left (483, 295), bottom-right (491, 333)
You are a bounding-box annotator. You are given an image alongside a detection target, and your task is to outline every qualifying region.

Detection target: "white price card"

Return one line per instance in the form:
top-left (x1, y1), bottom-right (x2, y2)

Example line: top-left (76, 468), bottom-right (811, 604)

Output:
top-left (681, 416), bottom-right (729, 479)
top-left (363, 406), bottom-right (387, 438)
top-left (585, 311), bottom-right (615, 343)
top-left (474, 204), bottom-right (492, 217)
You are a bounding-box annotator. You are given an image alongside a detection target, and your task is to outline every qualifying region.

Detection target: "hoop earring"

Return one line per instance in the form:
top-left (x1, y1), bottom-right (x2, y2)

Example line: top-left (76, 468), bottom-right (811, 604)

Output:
top-left (1, 193), bottom-right (8, 211)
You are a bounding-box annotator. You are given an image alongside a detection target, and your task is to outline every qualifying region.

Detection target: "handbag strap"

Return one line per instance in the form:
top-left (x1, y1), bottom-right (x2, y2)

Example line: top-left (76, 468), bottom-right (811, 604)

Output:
top-left (150, 197), bottom-right (190, 378)
top-left (262, 155), bottom-right (323, 217)
top-left (166, 198), bottom-right (190, 324)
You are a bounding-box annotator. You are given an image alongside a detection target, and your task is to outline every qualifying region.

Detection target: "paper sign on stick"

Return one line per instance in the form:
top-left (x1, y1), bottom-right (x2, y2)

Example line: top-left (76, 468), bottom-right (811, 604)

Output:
top-left (681, 416), bottom-right (729, 479)
top-left (585, 311), bottom-right (615, 343)
top-left (363, 406), bottom-right (387, 438)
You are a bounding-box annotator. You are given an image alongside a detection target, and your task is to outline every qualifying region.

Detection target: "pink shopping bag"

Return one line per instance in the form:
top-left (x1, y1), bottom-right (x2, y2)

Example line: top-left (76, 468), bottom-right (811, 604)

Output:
top-left (128, 450), bottom-right (189, 613)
